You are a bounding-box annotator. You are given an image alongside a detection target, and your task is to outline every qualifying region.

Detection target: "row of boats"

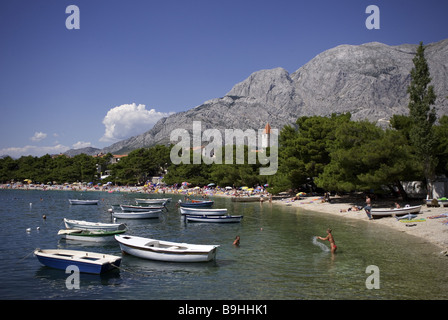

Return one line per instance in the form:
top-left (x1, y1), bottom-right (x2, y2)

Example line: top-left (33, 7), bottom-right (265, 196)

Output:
top-left (34, 198), bottom-right (240, 274)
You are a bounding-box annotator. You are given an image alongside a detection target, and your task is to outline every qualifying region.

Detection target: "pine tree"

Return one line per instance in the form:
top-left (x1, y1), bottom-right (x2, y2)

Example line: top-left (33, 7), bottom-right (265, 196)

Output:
top-left (407, 42), bottom-right (437, 194)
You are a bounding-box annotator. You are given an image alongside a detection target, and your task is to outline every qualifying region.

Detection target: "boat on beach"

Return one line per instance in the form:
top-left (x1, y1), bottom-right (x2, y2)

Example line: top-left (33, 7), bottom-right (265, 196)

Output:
top-left (63, 218), bottom-right (127, 231)
top-left (34, 249), bottom-right (121, 274)
top-left (115, 234), bottom-right (219, 262)
top-left (185, 214), bottom-right (243, 223)
top-left (58, 229), bottom-right (126, 242)
top-left (370, 205), bottom-right (422, 219)
top-left (69, 199), bottom-right (99, 205)
top-left (180, 207), bottom-right (227, 215)
top-left (178, 200), bottom-right (214, 208)
top-left (112, 210), bottom-right (162, 219)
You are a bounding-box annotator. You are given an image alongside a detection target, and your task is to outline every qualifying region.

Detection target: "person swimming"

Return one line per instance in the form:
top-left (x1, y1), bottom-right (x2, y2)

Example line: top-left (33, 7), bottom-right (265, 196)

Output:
top-left (316, 228), bottom-right (337, 254)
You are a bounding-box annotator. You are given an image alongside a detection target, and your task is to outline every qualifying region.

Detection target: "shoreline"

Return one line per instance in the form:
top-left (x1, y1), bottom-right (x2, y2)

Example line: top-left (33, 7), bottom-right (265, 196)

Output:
top-left (2, 184), bottom-right (448, 254)
top-left (270, 195), bottom-right (448, 253)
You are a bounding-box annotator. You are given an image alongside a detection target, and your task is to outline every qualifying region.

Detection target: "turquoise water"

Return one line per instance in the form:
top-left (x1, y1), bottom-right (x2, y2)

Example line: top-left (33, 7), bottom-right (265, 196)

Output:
top-left (0, 189), bottom-right (447, 300)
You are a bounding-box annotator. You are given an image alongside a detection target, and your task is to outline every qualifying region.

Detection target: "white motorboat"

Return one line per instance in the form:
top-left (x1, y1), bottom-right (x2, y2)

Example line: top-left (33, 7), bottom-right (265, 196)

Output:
top-left (370, 205), bottom-right (422, 218)
top-left (112, 210), bottom-right (162, 219)
top-left (180, 207), bottom-right (227, 215)
top-left (120, 204), bottom-right (165, 212)
top-left (185, 215), bottom-right (243, 223)
top-left (63, 218), bottom-right (127, 231)
top-left (69, 199), bottom-right (99, 205)
top-left (135, 198), bottom-right (171, 205)
top-left (115, 234), bottom-right (219, 262)
top-left (58, 229), bottom-right (126, 242)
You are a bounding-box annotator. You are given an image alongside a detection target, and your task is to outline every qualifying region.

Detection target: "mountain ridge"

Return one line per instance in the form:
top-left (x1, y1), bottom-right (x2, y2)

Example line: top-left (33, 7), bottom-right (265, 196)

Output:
top-left (71, 39), bottom-right (448, 155)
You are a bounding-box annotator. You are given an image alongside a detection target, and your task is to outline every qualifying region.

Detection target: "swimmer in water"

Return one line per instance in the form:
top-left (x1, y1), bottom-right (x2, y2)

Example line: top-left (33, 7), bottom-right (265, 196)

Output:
top-left (233, 235), bottom-right (240, 246)
top-left (317, 228), bottom-right (337, 254)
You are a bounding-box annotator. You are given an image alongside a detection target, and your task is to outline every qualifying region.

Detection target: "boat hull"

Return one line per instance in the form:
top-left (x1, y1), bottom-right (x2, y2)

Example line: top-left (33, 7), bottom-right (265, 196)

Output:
top-left (58, 229), bottom-right (126, 242)
top-left (115, 235), bottom-right (218, 263)
top-left (34, 249), bottom-right (121, 274)
top-left (112, 210), bottom-right (161, 219)
top-left (64, 218), bottom-right (126, 231)
top-left (185, 215), bottom-right (243, 223)
top-left (179, 201), bottom-right (214, 208)
top-left (180, 207), bottom-right (227, 215)
top-left (371, 205), bottom-right (422, 218)
top-left (120, 205), bottom-right (165, 212)
top-left (69, 199), bottom-right (99, 205)
top-left (135, 198), bottom-right (171, 205)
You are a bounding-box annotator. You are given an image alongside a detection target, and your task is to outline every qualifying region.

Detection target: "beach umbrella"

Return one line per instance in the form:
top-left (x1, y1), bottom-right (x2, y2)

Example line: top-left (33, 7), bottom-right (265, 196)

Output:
top-left (207, 183), bottom-right (215, 187)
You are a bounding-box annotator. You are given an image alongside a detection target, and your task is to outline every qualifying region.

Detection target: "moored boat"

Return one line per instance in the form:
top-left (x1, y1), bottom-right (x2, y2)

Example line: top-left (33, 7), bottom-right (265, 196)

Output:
top-left (69, 199), bottom-right (99, 205)
top-left (178, 200), bottom-right (214, 208)
top-left (64, 218), bottom-right (127, 231)
top-left (180, 207), bottom-right (227, 215)
top-left (371, 205), bottom-right (422, 219)
top-left (120, 204), bottom-right (166, 212)
top-left (58, 229), bottom-right (126, 242)
top-left (115, 234), bottom-right (219, 262)
top-left (112, 210), bottom-right (162, 219)
top-left (185, 214), bottom-right (243, 223)
top-left (135, 198), bottom-right (171, 205)
top-left (34, 249), bottom-right (121, 274)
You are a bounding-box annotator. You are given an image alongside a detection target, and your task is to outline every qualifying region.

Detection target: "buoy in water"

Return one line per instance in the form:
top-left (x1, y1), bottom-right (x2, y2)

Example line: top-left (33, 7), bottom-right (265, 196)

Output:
top-left (26, 228), bottom-right (31, 233)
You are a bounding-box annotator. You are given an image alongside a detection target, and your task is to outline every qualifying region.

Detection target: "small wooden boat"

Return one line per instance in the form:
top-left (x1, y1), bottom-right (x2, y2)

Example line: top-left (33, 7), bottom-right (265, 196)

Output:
top-left (185, 215), bottom-right (243, 223)
top-left (63, 218), bottom-right (127, 231)
top-left (135, 198), bottom-right (171, 205)
top-left (120, 204), bottom-right (166, 212)
top-left (34, 249), bottom-right (121, 274)
top-left (180, 207), bottom-right (227, 215)
top-left (69, 199), bottom-right (99, 205)
top-left (58, 229), bottom-right (126, 242)
top-left (115, 235), bottom-right (219, 262)
top-left (179, 200), bottom-right (214, 208)
top-left (371, 205), bottom-right (422, 219)
top-left (112, 210), bottom-right (162, 219)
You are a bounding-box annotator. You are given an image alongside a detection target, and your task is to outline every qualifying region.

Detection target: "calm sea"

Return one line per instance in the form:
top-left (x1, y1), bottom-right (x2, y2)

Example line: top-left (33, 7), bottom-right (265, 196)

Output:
top-left (0, 189), bottom-right (447, 300)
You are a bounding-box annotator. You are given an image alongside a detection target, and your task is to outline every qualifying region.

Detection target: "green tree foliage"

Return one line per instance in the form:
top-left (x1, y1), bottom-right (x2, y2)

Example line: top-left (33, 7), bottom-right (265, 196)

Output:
top-left (407, 42), bottom-right (437, 185)
top-left (110, 146), bottom-right (171, 185)
top-left (434, 115), bottom-right (448, 176)
top-left (271, 113), bottom-right (351, 192)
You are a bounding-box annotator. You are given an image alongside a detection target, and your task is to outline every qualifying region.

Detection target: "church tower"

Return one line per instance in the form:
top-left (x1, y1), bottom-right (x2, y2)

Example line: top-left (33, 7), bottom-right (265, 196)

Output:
top-left (261, 122), bottom-right (271, 149)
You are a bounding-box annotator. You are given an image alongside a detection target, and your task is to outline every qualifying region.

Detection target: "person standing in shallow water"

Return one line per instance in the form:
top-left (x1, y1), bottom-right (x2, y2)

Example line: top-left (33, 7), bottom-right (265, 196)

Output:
top-left (317, 228), bottom-right (337, 254)
top-left (364, 196), bottom-right (373, 220)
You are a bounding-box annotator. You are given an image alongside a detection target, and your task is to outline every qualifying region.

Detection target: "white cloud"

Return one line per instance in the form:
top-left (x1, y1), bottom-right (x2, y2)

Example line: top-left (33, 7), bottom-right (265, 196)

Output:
top-left (72, 141), bottom-right (93, 149)
top-left (30, 131), bottom-right (47, 142)
top-left (0, 144), bottom-right (69, 158)
top-left (100, 103), bottom-right (172, 142)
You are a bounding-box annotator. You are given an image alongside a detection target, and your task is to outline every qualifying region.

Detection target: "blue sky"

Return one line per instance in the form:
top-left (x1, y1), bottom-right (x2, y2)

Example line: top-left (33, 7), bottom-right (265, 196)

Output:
top-left (1, 0), bottom-right (447, 157)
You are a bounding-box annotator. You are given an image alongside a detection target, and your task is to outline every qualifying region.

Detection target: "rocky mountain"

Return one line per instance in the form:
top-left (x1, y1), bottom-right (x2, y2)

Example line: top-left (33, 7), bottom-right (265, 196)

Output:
top-left (100, 39), bottom-right (448, 154)
top-left (64, 147), bottom-right (101, 157)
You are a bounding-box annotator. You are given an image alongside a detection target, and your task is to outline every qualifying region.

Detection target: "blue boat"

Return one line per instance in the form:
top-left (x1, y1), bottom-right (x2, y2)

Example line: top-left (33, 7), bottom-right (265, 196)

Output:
top-left (34, 249), bottom-right (121, 274)
top-left (179, 200), bottom-right (214, 208)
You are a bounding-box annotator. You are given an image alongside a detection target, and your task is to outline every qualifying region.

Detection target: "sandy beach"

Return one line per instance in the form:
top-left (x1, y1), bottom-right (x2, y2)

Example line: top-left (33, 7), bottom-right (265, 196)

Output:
top-left (271, 195), bottom-right (448, 254)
